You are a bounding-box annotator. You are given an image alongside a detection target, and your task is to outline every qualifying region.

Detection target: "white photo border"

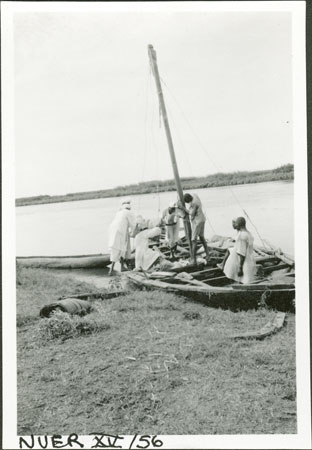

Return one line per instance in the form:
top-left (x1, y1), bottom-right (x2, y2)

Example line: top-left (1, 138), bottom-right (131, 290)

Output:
top-left (2, 1), bottom-right (310, 449)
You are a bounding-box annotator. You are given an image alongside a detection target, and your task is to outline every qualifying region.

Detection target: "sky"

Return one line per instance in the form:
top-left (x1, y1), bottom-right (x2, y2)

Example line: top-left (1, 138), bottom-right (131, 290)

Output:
top-left (13, 4), bottom-right (293, 198)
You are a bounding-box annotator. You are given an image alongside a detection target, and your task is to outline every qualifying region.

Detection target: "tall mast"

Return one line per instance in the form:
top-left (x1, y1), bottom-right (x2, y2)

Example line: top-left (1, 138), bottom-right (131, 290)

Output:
top-left (148, 44), bottom-right (192, 255)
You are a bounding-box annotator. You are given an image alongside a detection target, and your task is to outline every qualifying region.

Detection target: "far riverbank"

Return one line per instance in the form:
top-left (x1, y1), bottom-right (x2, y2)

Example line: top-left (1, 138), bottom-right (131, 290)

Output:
top-left (16, 164), bottom-right (293, 207)
top-left (16, 181), bottom-right (294, 257)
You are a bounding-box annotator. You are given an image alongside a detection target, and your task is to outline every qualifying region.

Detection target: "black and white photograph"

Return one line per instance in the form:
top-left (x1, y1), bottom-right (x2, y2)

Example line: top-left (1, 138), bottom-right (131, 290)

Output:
top-left (2, 1), bottom-right (311, 448)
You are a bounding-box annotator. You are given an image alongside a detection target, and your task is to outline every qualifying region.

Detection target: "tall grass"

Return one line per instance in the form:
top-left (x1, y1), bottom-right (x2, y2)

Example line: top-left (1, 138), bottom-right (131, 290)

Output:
top-left (17, 269), bottom-right (296, 435)
top-left (16, 164), bottom-right (293, 206)
top-left (35, 308), bottom-right (110, 343)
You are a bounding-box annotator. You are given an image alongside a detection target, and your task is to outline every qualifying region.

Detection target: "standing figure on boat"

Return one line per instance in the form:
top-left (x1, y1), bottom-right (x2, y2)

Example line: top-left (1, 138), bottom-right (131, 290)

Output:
top-left (178, 193), bottom-right (210, 265)
top-left (108, 198), bottom-right (136, 275)
top-left (220, 217), bottom-right (256, 284)
top-left (160, 202), bottom-right (180, 258)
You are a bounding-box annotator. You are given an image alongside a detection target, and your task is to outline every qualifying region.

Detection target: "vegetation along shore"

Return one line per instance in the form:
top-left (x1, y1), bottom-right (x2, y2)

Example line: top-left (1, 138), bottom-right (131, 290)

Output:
top-left (17, 266), bottom-right (296, 435)
top-left (16, 164), bottom-right (293, 207)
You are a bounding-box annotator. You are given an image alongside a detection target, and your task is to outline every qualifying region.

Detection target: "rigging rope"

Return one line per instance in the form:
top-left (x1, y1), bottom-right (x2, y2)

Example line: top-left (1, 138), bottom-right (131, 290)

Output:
top-left (141, 64), bottom-right (162, 219)
top-left (160, 76), bottom-right (220, 170)
top-left (166, 102), bottom-right (218, 235)
top-left (150, 83), bottom-right (161, 218)
top-left (205, 215), bottom-right (217, 235)
top-left (165, 103), bottom-right (196, 178)
top-left (160, 76), bottom-right (268, 247)
top-left (138, 64), bottom-right (151, 213)
top-left (157, 99), bottom-right (217, 236)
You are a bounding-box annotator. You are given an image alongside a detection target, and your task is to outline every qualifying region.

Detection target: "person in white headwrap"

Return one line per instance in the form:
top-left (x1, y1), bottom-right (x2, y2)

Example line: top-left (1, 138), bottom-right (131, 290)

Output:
top-left (108, 198), bottom-right (136, 275)
top-left (160, 202), bottom-right (181, 258)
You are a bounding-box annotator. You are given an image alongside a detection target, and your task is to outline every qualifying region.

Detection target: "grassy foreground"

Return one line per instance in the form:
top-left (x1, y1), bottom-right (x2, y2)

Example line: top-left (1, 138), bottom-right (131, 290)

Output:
top-left (17, 267), bottom-right (296, 435)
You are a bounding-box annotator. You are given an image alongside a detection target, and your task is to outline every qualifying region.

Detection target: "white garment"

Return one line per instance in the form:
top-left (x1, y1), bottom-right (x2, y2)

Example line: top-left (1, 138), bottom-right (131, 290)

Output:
top-left (223, 230), bottom-right (256, 284)
top-left (108, 209), bottom-right (136, 263)
top-left (121, 197), bottom-right (131, 206)
top-left (134, 227), bottom-right (161, 271)
top-left (161, 208), bottom-right (180, 247)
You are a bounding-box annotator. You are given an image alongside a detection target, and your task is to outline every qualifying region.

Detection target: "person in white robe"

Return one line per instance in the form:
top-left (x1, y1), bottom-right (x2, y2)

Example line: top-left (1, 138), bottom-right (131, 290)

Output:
top-left (108, 198), bottom-right (136, 275)
top-left (133, 222), bottom-right (162, 271)
top-left (222, 217), bottom-right (256, 284)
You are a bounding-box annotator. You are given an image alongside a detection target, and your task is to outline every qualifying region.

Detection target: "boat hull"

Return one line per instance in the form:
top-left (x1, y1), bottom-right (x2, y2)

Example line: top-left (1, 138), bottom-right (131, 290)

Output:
top-left (16, 254), bottom-right (112, 269)
top-left (127, 273), bottom-right (295, 312)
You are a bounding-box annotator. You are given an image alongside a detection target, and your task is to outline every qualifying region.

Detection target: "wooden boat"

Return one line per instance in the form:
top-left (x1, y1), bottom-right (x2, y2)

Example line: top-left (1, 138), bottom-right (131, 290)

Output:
top-left (14, 232), bottom-right (211, 270)
top-left (127, 255), bottom-right (295, 312)
top-left (18, 45), bottom-right (296, 317)
top-left (16, 253), bottom-right (114, 269)
top-left (126, 45), bottom-right (295, 313)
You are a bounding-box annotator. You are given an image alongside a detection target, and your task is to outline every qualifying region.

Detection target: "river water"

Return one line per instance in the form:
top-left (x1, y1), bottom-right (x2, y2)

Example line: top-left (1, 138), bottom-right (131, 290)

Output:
top-left (16, 181), bottom-right (294, 257)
